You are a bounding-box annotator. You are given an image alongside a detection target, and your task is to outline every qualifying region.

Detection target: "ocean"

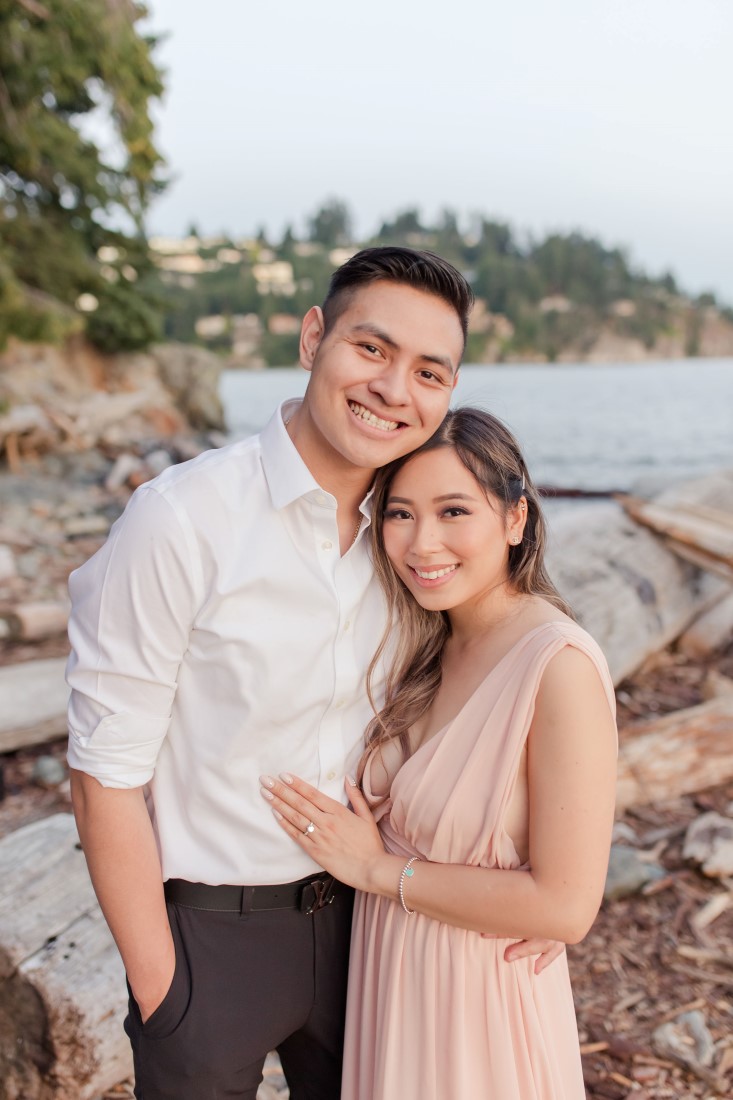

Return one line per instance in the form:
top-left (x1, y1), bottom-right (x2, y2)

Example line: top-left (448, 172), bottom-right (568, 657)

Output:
top-left (220, 358), bottom-right (733, 494)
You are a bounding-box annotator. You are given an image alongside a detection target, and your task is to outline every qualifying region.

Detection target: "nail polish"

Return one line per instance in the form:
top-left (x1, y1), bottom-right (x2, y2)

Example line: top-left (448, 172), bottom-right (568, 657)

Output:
top-left (259, 774), bottom-right (274, 788)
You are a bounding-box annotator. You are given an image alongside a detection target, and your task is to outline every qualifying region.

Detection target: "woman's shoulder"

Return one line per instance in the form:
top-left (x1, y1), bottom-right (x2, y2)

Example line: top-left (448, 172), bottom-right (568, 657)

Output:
top-left (514, 600), bottom-right (614, 694)
top-left (518, 600), bottom-right (600, 651)
top-left (529, 616), bottom-right (616, 716)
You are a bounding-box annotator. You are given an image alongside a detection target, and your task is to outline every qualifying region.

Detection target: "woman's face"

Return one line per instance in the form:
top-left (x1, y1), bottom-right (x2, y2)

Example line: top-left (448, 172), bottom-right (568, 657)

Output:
top-left (381, 446), bottom-right (524, 615)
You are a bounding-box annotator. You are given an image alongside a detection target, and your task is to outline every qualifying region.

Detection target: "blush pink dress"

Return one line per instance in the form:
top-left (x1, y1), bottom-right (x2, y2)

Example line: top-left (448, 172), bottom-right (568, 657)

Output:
top-left (341, 621), bottom-right (616, 1100)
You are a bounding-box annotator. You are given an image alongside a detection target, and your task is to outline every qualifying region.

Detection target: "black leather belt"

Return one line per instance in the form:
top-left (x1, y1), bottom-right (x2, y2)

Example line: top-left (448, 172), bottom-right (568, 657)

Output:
top-left (164, 872), bottom-right (342, 916)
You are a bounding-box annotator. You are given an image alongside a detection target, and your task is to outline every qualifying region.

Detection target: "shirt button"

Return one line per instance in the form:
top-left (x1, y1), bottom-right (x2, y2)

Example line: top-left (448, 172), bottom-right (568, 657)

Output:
top-left (316, 492), bottom-right (326, 504)
top-left (326, 770), bottom-right (337, 781)
top-left (334, 699), bottom-right (345, 708)
top-left (322, 539), bottom-right (333, 551)
top-left (343, 619), bottom-right (351, 631)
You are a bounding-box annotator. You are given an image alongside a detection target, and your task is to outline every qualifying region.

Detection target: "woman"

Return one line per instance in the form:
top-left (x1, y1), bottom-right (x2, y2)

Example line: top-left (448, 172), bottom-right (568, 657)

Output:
top-left (260, 408), bottom-right (617, 1099)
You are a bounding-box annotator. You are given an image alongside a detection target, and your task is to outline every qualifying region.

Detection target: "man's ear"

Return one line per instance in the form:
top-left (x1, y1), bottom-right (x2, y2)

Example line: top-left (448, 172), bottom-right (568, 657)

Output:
top-left (452, 366), bottom-right (461, 390)
top-left (300, 306), bottom-right (325, 372)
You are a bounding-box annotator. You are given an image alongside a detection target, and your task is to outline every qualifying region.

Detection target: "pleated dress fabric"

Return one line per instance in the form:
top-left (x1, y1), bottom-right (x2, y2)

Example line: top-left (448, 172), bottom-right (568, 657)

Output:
top-left (341, 621), bottom-right (616, 1100)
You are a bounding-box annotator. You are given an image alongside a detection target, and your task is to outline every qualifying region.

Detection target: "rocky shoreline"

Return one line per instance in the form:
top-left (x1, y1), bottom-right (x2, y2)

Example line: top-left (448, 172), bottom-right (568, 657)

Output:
top-left (2, 340), bottom-right (733, 1098)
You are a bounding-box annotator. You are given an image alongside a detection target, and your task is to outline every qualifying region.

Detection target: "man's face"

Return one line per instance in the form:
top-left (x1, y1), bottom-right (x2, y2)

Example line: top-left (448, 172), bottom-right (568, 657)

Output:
top-left (296, 281), bottom-right (464, 475)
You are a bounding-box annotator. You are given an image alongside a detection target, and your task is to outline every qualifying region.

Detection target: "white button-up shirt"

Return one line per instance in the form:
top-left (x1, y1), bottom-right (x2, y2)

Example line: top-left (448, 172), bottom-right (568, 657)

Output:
top-left (66, 400), bottom-right (388, 885)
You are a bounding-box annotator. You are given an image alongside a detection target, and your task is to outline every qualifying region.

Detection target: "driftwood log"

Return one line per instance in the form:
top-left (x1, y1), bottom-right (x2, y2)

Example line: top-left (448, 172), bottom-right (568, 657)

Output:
top-left (618, 496), bottom-right (733, 583)
top-left (546, 501), bottom-right (725, 685)
top-left (0, 658), bottom-right (69, 753)
top-left (0, 814), bottom-right (130, 1099)
top-left (616, 694), bottom-right (733, 813)
top-left (0, 601), bottom-right (70, 643)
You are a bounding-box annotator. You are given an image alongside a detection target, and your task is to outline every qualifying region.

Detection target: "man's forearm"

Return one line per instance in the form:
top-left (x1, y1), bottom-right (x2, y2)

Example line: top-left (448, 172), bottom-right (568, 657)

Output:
top-left (70, 769), bottom-right (175, 1020)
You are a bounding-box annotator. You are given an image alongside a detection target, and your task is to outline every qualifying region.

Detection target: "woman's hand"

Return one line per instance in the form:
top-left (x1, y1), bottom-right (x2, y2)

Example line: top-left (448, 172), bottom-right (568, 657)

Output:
top-left (260, 773), bottom-right (396, 893)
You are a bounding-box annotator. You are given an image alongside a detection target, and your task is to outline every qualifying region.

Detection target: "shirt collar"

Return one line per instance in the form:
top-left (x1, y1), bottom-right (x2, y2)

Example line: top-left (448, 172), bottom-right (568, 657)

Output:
top-left (260, 399), bottom-right (375, 520)
top-left (260, 399), bottom-right (320, 510)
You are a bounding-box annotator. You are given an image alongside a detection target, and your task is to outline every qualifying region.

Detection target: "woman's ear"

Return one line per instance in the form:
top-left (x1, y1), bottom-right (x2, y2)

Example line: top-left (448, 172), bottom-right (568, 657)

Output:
top-left (507, 496), bottom-right (528, 545)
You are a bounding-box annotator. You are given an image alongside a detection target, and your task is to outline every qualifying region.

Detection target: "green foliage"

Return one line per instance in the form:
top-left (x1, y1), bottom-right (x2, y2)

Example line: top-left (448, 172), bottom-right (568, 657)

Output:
top-left (0, 0), bottom-right (165, 351)
top-left (0, 249), bottom-right (79, 345)
top-left (307, 198), bottom-right (352, 248)
top-left (156, 200), bottom-right (730, 365)
top-left (259, 330), bottom-right (301, 367)
top-left (85, 277), bottom-right (162, 352)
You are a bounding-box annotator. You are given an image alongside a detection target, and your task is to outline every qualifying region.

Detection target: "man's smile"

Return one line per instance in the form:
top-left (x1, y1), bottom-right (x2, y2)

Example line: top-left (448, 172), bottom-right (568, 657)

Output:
top-left (347, 400), bottom-right (403, 433)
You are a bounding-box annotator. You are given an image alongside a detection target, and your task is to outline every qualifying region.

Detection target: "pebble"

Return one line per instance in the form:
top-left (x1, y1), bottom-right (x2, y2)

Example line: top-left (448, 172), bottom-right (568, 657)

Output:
top-left (105, 454), bottom-right (143, 492)
top-left (144, 449), bottom-right (175, 477)
top-left (64, 514), bottom-right (111, 537)
top-left (0, 544), bottom-right (17, 580)
top-left (16, 549), bottom-right (45, 579)
top-left (653, 1009), bottom-right (715, 1072)
top-left (603, 844), bottom-right (665, 901)
top-left (259, 1051), bottom-right (288, 1096)
top-left (32, 755), bottom-right (67, 788)
top-left (611, 821), bottom-right (637, 845)
top-left (683, 811), bottom-right (733, 877)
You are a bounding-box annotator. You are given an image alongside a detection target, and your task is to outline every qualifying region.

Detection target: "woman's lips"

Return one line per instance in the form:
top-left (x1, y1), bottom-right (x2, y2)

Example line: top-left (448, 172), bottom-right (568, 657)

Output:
top-left (408, 563), bottom-right (459, 587)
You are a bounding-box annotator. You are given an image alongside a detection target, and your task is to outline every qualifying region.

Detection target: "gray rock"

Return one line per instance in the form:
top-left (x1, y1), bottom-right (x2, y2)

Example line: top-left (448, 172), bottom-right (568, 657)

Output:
top-left (611, 821), bottom-right (637, 845)
top-left (32, 755), bottom-right (67, 788)
top-left (63, 514), bottom-right (111, 537)
top-left (105, 453), bottom-right (143, 491)
top-left (604, 844), bottom-right (665, 901)
top-left (679, 591), bottom-right (733, 658)
top-left (0, 544), bottom-right (17, 581)
top-left (16, 549), bottom-right (45, 579)
top-left (152, 343), bottom-right (226, 431)
top-left (653, 1009), bottom-right (715, 1072)
top-left (683, 811), bottom-right (733, 877)
top-left (144, 449), bottom-right (175, 477)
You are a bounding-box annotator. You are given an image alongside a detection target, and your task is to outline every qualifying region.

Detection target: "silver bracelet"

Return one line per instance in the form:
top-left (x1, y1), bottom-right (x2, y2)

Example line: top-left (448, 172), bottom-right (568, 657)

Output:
top-left (398, 856), bottom-right (421, 915)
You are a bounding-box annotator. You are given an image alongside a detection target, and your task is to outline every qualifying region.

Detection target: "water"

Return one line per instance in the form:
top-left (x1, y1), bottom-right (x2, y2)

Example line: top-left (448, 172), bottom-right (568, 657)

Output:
top-left (220, 358), bottom-right (733, 493)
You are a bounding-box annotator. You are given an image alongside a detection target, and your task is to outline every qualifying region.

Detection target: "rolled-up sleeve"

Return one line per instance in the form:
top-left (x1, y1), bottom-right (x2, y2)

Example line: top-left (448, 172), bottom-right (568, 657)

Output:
top-left (66, 483), bottom-right (202, 788)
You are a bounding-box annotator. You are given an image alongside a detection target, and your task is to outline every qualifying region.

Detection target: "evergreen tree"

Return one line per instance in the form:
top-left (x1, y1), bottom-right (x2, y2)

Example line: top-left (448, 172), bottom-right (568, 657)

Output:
top-left (307, 198), bottom-right (352, 248)
top-left (0, 0), bottom-right (165, 350)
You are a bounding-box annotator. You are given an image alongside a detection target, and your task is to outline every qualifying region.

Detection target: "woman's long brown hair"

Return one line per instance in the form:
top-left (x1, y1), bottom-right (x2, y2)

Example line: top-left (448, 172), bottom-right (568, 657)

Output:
top-left (360, 407), bottom-right (573, 785)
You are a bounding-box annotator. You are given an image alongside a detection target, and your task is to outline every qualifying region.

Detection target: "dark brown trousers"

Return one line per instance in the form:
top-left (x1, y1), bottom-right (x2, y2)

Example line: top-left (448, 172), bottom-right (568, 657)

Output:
top-left (124, 886), bottom-right (354, 1099)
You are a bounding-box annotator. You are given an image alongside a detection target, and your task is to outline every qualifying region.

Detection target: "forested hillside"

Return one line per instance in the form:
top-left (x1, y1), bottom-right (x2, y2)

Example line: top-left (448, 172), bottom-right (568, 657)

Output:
top-left (154, 200), bottom-right (733, 366)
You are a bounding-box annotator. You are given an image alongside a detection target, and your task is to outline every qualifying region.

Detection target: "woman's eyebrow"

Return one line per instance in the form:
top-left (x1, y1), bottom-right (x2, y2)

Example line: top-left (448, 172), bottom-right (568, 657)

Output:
top-left (434, 494), bottom-right (479, 502)
top-left (387, 493), bottom-right (479, 504)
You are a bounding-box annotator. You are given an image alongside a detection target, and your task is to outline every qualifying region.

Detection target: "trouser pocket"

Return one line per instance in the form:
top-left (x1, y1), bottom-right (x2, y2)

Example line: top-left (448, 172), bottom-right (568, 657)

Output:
top-left (127, 903), bottom-right (192, 1042)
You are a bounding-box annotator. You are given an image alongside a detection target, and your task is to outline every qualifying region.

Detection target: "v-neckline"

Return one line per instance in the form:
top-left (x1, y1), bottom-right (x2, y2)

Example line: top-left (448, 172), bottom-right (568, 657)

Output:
top-left (366, 620), bottom-right (574, 803)
top-left (403, 620), bottom-right (569, 769)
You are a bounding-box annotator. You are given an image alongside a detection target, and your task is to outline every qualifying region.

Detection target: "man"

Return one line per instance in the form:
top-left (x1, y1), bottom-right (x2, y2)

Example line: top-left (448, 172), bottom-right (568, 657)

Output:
top-left (68, 247), bottom-right (560, 1100)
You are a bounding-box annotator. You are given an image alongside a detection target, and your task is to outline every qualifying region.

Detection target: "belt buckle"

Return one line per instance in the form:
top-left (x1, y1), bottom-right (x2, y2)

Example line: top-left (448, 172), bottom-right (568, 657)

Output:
top-left (300, 875), bottom-right (336, 916)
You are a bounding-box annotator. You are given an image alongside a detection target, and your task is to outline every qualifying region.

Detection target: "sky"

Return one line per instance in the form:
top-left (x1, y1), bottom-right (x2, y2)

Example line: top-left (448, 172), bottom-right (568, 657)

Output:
top-left (141, 0), bottom-right (733, 302)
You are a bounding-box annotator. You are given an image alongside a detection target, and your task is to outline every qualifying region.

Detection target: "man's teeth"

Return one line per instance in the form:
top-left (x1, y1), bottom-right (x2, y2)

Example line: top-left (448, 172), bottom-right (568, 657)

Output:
top-left (415, 565), bottom-right (458, 580)
top-left (349, 402), bottom-right (399, 432)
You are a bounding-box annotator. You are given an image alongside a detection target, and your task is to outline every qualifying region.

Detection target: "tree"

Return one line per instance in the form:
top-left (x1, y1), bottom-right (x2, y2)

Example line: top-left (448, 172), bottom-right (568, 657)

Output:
top-left (0, 0), bottom-right (166, 350)
top-left (307, 198), bottom-right (353, 248)
top-left (375, 207), bottom-right (427, 243)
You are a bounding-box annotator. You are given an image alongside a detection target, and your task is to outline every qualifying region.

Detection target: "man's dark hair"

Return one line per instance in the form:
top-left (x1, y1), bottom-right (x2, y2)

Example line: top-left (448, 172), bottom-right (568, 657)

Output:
top-left (322, 246), bottom-right (474, 345)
